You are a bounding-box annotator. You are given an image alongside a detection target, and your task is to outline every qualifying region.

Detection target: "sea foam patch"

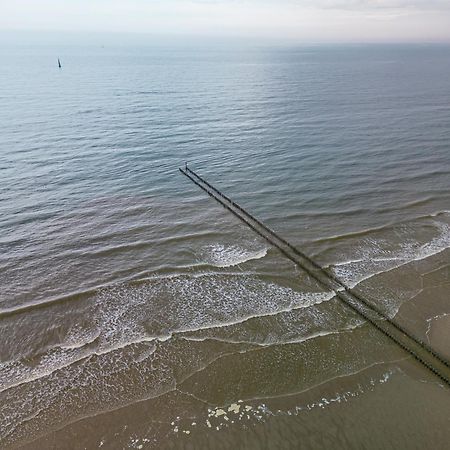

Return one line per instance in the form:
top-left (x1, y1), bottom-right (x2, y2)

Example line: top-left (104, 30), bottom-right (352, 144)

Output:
top-left (329, 218), bottom-right (450, 288)
top-left (199, 243), bottom-right (268, 267)
top-left (168, 365), bottom-right (401, 436)
top-left (0, 273), bottom-right (332, 393)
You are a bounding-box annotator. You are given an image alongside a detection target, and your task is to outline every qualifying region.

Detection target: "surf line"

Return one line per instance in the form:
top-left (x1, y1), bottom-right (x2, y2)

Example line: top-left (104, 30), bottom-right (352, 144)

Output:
top-left (179, 165), bottom-right (450, 387)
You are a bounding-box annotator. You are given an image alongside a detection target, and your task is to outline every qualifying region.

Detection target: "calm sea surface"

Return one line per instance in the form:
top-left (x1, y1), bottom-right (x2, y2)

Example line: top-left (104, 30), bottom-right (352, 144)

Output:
top-left (1, 42), bottom-right (450, 449)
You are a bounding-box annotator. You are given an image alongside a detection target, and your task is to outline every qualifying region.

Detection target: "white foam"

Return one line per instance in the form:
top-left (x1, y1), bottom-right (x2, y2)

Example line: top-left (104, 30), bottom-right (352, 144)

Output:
top-left (0, 273), bottom-right (333, 393)
top-left (178, 363), bottom-right (402, 435)
top-left (200, 243), bottom-right (268, 267)
top-left (180, 326), bottom-right (359, 348)
top-left (330, 220), bottom-right (450, 288)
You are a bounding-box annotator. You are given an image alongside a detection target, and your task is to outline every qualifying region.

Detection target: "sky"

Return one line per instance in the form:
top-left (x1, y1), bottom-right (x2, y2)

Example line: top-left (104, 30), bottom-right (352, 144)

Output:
top-left (1, 0), bottom-right (450, 43)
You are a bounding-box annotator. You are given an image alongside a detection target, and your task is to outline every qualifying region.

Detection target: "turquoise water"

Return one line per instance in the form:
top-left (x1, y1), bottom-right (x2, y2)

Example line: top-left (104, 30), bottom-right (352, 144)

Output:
top-left (1, 42), bottom-right (450, 449)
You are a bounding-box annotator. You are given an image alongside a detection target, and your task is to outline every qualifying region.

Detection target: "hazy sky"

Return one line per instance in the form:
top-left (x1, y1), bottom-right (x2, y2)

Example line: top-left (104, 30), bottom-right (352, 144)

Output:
top-left (2, 0), bottom-right (450, 43)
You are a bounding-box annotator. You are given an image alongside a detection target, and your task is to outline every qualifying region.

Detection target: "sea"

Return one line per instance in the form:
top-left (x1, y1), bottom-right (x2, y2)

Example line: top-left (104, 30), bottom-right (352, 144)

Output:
top-left (1, 38), bottom-right (450, 449)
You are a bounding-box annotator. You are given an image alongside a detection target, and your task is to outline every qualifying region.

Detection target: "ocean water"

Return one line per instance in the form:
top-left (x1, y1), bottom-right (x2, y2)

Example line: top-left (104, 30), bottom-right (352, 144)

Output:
top-left (1, 41), bottom-right (450, 449)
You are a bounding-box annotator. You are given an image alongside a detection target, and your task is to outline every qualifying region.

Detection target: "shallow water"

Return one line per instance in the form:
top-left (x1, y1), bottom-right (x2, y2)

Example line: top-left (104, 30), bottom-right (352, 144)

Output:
top-left (1, 42), bottom-right (450, 449)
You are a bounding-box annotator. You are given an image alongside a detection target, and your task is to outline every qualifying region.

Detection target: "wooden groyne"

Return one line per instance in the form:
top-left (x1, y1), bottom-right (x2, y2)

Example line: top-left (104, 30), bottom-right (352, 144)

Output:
top-left (180, 165), bottom-right (450, 386)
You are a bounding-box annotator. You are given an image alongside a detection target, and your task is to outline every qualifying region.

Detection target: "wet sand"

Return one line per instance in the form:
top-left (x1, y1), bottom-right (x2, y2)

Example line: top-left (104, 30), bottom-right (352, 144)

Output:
top-left (428, 314), bottom-right (450, 361)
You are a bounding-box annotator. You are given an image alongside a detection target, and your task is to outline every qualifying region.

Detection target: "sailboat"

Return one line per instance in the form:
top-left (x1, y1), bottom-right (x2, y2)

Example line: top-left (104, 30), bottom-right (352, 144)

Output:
top-left (58, 58), bottom-right (62, 69)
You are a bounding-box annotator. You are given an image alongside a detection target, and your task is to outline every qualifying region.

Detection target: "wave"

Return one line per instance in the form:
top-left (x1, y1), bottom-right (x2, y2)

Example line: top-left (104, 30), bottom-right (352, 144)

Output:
top-left (199, 243), bottom-right (268, 268)
top-left (179, 325), bottom-right (359, 348)
top-left (327, 217), bottom-right (450, 289)
top-left (4, 215), bottom-right (448, 400)
top-left (0, 273), bottom-right (334, 393)
top-left (310, 210), bottom-right (450, 246)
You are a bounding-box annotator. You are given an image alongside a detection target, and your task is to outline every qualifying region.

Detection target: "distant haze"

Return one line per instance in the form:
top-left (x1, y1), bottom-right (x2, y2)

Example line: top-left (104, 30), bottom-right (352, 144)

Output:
top-left (2, 0), bottom-right (450, 43)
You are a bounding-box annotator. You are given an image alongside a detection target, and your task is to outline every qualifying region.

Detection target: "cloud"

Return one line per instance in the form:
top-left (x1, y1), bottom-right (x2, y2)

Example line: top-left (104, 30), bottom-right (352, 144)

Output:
top-left (1, 0), bottom-right (450, 42)
top-left (311, 0), bottom-right (450, 10)
top-left (188, 0), bottom-right (450, 8)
